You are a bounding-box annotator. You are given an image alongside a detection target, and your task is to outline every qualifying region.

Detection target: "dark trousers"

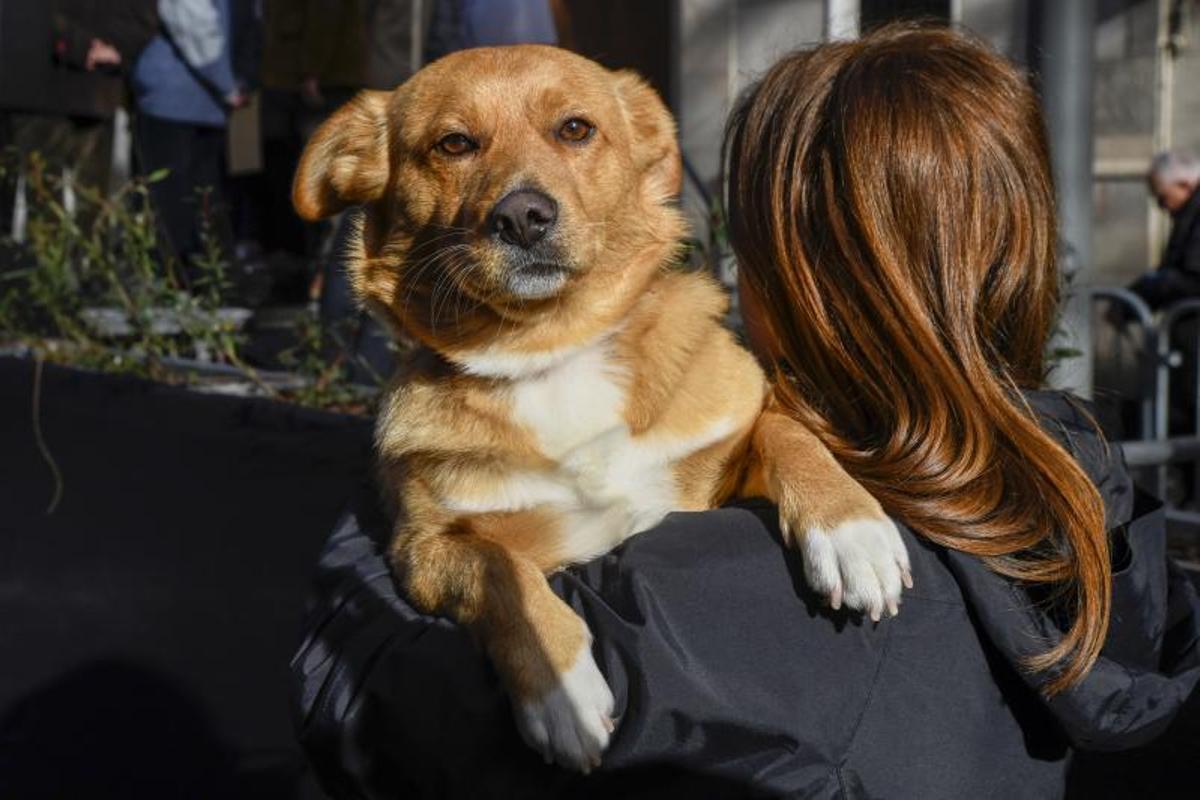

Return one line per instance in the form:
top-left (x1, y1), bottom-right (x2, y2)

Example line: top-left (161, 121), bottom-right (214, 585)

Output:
top-left (257, 88), bottom-right (356, 258)
top-left (133, 113), bottom-right (233, 281)
top-left (319, 211), bottom-right (395, 384)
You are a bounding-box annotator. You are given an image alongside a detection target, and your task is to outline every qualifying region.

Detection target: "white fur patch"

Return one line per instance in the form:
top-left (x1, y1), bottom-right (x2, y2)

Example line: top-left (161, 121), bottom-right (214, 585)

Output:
top-left (559, 416), bottom-right (738, 538)
top-left (796, 516), bottom-right (911, 621)
top-left (440, 336), bottom-right (742, 562)
top-left (515, 641), bottom-right (615, 773)
top-left (510, 340), bottom-right (627, 458)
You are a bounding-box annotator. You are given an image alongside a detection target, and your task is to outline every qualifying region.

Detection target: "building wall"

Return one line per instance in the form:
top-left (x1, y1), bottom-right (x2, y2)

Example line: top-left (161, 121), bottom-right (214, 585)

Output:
top-left (677, 0), bottom-right (825, 247)
top-left (1092, 0), bottom-right (1160, 286)
top-left (959, 0), bottom-right (1028, 61)
top-left (1173, 2), bottom-right (1200, 159)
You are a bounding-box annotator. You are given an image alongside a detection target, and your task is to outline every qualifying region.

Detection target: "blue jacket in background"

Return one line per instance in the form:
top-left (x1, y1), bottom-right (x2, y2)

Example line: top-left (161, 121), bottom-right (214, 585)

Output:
top-left (132, 0), bottom-right (237, 127)
top-left (426, 0), bottom-right (557, 63)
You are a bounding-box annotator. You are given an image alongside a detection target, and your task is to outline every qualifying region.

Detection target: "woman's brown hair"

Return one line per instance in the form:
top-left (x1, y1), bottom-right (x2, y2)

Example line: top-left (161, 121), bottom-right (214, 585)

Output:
top-left (725, 24), bottom-right (1109, 694)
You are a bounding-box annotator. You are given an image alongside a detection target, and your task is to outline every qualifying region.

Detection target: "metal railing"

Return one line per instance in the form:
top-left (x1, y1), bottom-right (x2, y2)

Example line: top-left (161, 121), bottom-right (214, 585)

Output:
top-left (1083, 288), bottom-right (1200, 522)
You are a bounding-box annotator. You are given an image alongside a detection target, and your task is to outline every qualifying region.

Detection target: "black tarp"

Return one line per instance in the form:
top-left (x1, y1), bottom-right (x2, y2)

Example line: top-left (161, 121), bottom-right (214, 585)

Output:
top-left (0, 357), bottom-right (372, 798)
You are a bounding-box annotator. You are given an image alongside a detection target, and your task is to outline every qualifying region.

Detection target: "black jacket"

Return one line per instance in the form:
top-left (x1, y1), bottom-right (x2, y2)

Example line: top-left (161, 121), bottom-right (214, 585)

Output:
top-left (291, 392), bottom-right (1200, 799)
top-left (1125, 186), bottom-right (1200, 311)
top-left (0, 0), bottom-right (157, 119)
top-left (1162, 186), bottom-right (1200, 276)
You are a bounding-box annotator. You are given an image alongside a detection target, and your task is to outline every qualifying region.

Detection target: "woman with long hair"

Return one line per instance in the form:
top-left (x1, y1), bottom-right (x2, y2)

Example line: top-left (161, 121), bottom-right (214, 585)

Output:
top-left (727, 23), bottom-right (1108, 697)
top-left (291, 25), bottom-right (1200, 798)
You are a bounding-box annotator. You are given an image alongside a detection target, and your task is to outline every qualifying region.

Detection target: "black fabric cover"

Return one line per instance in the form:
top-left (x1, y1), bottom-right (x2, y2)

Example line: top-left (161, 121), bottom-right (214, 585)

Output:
top-left (293, 392), bottom-right (1200, 799)
top-left (0, 357), bottom-right (372, 798)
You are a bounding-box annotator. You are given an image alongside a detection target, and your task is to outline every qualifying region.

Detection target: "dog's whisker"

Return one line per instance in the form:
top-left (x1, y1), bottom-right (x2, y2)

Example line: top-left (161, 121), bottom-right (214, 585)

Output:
top-left (399, 243), bottom-right (479, 326)
top-left (427, 248), bottom-right (480, 332)
top-left (406, 229), bottom-right (474, 258)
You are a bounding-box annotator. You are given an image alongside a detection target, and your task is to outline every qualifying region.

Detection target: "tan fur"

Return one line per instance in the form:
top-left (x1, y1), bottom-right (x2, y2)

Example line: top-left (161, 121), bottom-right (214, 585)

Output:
top-left (293, 46), bottom-right (893, 747)
top-left (743, 402), bottom-right (886, 534)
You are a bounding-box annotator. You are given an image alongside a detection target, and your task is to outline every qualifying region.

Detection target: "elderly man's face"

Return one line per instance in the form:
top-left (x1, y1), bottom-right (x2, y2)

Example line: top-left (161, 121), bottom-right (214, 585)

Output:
top-left (1149, 175), bottom-right (1198, 215)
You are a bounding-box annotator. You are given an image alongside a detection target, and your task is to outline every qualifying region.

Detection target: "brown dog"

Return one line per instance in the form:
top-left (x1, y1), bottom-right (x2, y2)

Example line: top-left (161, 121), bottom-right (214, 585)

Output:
top-left (293, 45), bottom-right (909, 772)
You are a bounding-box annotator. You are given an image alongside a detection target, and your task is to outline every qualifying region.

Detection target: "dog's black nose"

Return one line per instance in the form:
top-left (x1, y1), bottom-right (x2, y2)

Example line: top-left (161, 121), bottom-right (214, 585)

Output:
top-left (489, 190), bottom-right (558, 249)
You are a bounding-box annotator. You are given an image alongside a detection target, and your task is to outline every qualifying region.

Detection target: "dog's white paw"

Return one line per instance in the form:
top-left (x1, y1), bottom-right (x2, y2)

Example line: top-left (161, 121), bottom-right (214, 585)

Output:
top-left (515, 644), bottom-right (615, 773)
top-left (787, 516), bottom-right (912, 620)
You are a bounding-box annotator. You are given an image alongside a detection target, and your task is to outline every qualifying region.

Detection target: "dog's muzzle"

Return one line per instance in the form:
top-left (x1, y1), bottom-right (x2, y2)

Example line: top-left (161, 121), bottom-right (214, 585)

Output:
top-left (488, 189), bottom-right (571, 299)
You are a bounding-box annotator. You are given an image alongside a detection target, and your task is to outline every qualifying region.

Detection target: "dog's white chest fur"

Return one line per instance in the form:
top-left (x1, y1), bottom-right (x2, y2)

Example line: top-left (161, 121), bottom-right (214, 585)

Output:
top-left (510, 342), bottom-right (627, 459)
top-left (508, 341), bottom-right (676, 558)
top-left (449, 338), bottom-right (717, 562)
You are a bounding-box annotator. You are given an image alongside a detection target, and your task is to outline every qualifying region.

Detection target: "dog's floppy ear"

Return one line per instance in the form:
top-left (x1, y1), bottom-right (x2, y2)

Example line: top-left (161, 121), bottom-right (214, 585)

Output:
top-left (613, 71), bottom-right (682, 202)
top-left (293, 90), bottom-right (392, 221)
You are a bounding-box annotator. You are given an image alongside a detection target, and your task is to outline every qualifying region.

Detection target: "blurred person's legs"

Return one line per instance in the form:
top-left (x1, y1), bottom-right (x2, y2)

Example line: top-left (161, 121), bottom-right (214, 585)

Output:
top-left (134, 113), bottom-right (235, 285)
top-left (318, 211), bottom-right (394, 384)
top-left (259, 87), bottom-right (361, 301)
top-left (258, 89), bottom-right (309, 259)
top-left (314, 209), bottom-right (393, 383)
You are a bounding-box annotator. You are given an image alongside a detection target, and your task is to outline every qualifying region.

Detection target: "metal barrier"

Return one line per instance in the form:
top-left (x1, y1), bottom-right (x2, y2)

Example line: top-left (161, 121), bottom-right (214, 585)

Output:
top-left (1083, 288), bottom-right (1158, 438)
top-left (1084, 288), bottom-right (1200, 513)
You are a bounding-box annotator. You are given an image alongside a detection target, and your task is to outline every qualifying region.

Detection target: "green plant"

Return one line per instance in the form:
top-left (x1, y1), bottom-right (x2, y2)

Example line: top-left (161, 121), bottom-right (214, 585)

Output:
top-left (276, 307), bottom-right (381, 414)
top-left (1, 151), bottom-right (229, 369)
top-left (0, 148), bottom-right (376, 412)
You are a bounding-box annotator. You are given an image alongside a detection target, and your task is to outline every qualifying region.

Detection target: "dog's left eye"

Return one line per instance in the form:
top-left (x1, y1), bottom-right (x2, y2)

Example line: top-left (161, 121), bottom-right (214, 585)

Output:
top-left (436, 133), bottom-right (478, 156)
top-left (557, 118), bottom-right (595, 144)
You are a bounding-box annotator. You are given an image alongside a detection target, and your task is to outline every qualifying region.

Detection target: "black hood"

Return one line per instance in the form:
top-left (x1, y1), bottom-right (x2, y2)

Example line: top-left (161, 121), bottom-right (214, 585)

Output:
top-left (947, 391), bottom-right (1200, 751)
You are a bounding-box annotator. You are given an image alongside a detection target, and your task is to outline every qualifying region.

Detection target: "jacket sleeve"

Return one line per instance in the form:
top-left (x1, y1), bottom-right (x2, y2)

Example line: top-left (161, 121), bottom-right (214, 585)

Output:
top-left (289, 489), bottom-right (584, 799)
top-left (49, 12), bottom-right (94, 70)
top-left (103, 0), bottom-right (161, 67)
top-left (50, 2), bottom-right (159, 72)
top-left (1181, 222), bottom-right (1200, 275)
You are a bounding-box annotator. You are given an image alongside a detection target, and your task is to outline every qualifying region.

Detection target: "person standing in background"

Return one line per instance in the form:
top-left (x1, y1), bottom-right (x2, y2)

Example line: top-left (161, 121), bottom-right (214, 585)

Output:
top-left (364, 0), bottom-right (429, 91)
top-left (257, 0), bottom-right (367, 269)
top-left (318, 0), bottom-right (430, 383)
top-left (1127, 151), bottom-right (1200, 310)
top-left (0, 0), bottom-right (157, 234)
top-left (425, 0), bottom-right (557, 62)
top-left (131, 0), bottom-right (259, 280)
top-left (1120, 151), bottom-right (1200, 473)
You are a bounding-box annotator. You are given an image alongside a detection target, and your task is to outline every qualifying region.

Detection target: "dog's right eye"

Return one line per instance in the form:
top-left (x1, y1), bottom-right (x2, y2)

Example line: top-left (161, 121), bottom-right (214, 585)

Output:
top-left (436, 133), bottom-right (478, 156)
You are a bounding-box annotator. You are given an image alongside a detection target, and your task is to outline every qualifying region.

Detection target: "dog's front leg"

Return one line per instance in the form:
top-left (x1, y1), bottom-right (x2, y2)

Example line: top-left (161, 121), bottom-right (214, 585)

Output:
top-left (744, 406), bottom-right (912, 620)
top-left (392, 509), bottom-right (614, 772)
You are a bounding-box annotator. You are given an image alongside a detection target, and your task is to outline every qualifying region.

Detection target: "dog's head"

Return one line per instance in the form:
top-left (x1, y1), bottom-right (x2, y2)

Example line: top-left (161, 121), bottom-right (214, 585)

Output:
top-left (294, 45), bottom-right (685, 367)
